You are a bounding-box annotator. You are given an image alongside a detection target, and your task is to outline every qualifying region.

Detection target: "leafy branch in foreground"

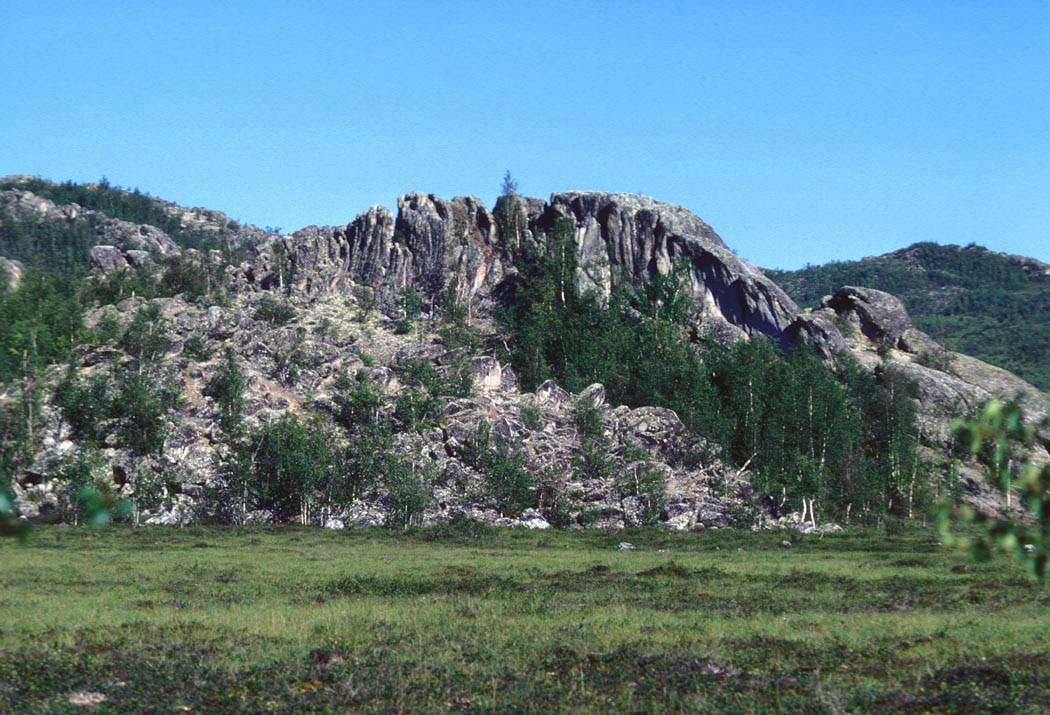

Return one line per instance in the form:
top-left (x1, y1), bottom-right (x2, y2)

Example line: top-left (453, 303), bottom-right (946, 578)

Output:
top-left (936, 399), bottom-right (1050, 580)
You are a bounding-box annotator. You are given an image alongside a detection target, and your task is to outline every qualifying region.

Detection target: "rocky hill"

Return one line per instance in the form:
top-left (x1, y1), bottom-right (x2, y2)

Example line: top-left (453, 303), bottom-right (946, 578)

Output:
top-left (766, 242), bottom-right (1050, 391)
top-left (1, 177), bottom-right (1047, 529)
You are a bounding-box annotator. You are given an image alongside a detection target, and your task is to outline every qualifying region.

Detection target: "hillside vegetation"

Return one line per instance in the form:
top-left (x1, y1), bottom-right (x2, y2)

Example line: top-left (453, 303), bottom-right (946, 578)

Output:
top-left (767, 242), bottom-right (1050, 391)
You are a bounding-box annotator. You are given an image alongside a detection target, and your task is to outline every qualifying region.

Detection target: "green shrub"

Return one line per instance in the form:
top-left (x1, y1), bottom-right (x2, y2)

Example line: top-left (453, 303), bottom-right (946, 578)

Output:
top-left (53, 368), bottom-right (113, 446)
top-left (463, 421), bottom-right (535, 517)
top-left (231, 413), bottom-right (338, 523)
top-left (120, 303), bottom-right (170, 366)
top-left (253, 295), bottom-right (296, 326)
top-left (272, 328), bottom-right (306, 385)
top-left (203, 347), bottom-right (245, 434)
top-left (91, 311), bottom-right (124, 345)
top-left (182, 333), bottom-right (211, 361)
top-left (615, 459), bottom-right (667, 526)
top-left (384, 458), bottom-right (433, 529)
top-left (112, 368), bottom-right (181, 457)
top-left (332, 371), bottom-right (383, 432)
top-left (520, 401), bottom-right (544, 432)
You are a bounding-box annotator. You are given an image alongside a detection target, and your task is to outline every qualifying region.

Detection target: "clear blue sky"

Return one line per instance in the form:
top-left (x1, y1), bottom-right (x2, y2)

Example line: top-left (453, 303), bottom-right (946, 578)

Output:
top-left (2, 1), bottom-right (1048, 269)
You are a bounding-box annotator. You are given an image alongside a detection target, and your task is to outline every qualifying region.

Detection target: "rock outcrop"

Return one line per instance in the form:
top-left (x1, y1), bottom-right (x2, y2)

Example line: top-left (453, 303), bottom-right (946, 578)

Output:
top-left (0, 257), bottom-right (23, 291)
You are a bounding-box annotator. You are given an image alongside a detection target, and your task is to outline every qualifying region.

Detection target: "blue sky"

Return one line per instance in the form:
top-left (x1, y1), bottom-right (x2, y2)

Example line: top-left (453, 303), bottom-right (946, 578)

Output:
top-left (1, 1), bottom-right (1047, 269)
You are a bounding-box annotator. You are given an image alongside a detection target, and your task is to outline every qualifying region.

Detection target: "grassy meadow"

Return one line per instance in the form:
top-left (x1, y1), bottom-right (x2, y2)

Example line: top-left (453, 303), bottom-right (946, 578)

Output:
top-left (1, 525), bottom-right (1048, 713)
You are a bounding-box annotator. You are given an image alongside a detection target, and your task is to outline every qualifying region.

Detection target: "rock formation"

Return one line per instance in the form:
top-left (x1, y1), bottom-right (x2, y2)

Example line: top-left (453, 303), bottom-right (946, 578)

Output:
top-left (2, 176), bottom-right (1047, 527)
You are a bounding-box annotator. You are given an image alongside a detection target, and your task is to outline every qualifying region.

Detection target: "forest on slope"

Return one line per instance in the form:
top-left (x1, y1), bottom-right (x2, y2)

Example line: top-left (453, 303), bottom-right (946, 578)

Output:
top-left (766, 242), bottom-right (1050, 391)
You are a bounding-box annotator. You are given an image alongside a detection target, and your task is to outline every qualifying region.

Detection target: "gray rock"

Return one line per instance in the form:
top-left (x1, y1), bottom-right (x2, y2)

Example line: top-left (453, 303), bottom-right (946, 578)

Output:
top-left (89, 245), bottom-right (128, 274)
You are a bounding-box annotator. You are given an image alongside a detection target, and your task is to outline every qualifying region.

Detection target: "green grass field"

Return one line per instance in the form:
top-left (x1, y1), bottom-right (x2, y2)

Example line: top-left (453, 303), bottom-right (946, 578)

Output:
top-left (2, 525), bottom-right (1048, 713)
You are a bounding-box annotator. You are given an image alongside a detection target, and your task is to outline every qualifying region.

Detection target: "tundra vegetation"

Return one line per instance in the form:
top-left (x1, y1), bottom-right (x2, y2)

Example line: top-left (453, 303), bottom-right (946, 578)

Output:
top-left (2, 525), bottom-right (1050, 713)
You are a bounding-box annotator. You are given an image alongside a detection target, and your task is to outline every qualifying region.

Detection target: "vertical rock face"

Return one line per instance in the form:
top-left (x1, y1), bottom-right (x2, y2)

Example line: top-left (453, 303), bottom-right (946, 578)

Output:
top-left (537, 192), bottom-right (806, 342)
top-left (395, 193), bottom-right (505, 302)
top-left (257, 195), bottom-right (505, 304)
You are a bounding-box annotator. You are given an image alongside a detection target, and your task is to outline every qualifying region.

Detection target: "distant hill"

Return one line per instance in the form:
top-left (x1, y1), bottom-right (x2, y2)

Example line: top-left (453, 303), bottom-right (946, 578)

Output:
top-left (766, 242), bottom-right (1050, 391)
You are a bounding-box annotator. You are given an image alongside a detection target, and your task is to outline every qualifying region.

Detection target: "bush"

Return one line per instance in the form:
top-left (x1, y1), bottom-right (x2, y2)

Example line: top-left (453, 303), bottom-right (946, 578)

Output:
top-left (203, 347), bottom-right (245, 434)
top-left (332, 371), bottom-right (383, 432)
top-left (253, 295), bottom-right (296, 326)
top-left (615, 459), bottom-right (667, 526)
top-left (120, 303), bottom-right (170, 366)
top-left (938, 399), bottom-right (1050, 580)
top-left (232, 413), bottom-right (338, 524)
top-left (53, 368), bottom-right (113, 446)
top-left (112, 368), bottom-right (181, 457)
top-left (385, 458), bottom-right (433, 529)
top-left (520, 401), bottom-right (545, 432)
top-left (464, 421), bottom-right (535, 517)
top-left (271, 328), bottom-right (307, 385)
top-left (915, 348), bottom-right (953, 372)
top-left (182, 333), bottom-right (211, 361)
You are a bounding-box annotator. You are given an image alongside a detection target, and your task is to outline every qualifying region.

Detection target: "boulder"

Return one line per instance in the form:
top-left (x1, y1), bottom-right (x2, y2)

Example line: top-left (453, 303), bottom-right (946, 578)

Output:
top-left (89, 245), bottom-right (128, 274)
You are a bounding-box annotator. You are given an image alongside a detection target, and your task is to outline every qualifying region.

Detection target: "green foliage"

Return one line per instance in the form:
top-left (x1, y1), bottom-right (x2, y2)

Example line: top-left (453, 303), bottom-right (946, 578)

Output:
top-left (394, 388), bottom-right (443, 432)
top-left (519, 401), bottom-right (544, 432)
top-left (120, 303), bottom-right (170, 367)
top-left (91, 311), bottom-right (124, 345)
top-left (53, 364), bottom-right (179, 457)
top-left (499, 222), bottom-right (926, 522)
top-left (271, 328), bottom-right (307, 385)
top-left (768, 242), bottom-right (1050, 391)
top-left (392, 357), bottom-right (472, 431)
top-left (203, 347), bottom-right (245, 435)
top-left (384, 458), bottom-right (433, 528)
top-left (332, 371), bottom-right (383, 432)
top-left (233, 413), bottom-right (338, 523)
top-left (252, 295), bottom-right (296, 326)
top-left (937, 399), bottom-right (1050, 580)
top-left (159, 252), bottom-right (228, 304)
top-left (53, 447), bottom-right (112, 524)
top-left (182, 333), bottom-right (211, 361)
top-left (914, 347), bottom-right (953, 372)
top-left (393, 285), bottom-right (424, 335)
top-left (53, 368), bottom-right (113, 446)
top-left (464, 421), bottom-right (535, 516)
top-left (0, 176), bottom-right (243, 254)
top-left (112, 369), bottom-right (181, 457)
top-left (0, 268), bottom-right (86, 382)
top-left (615, 458), bottom-right (667, 526)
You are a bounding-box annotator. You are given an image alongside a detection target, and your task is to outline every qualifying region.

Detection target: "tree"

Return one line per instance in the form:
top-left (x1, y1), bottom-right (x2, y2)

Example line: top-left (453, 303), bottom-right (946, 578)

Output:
top-left (937, 399), bottom-right (1050, 580)
top-left (235, 413), bottom-right (338, 524)
top-left (500, 170), bottom-right (518, 197)
top-left (203, 347), bottom-right (246, 435)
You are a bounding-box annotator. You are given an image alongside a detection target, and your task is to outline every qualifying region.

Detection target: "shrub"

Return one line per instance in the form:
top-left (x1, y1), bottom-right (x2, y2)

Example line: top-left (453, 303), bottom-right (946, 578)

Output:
top-left (182, 333), bottom-right (211, 361)
top-left (520, 401), bottom-right (545, 432)
top-left (203, 347), bottom-right (245, 434)
top-left (112, 368), bottom-right (181, 457)
top-left (160, 252), bottom-right (226, 303)
top-left (91, 311), bottom-right (123, 345)
top-left (120, 303), bottom-right (170, 367)
top-left (233, 413), bottom-right (338, 524)
top-left (253, 295), bottom-right (296, 326)
top-left (915, 348), bottom-right (953, 372)
top-left (384, 458), bottom-right (433, 529)
top-left (463, 421), bottom-right (535, 517)
top-left (937, 399), bottom-right (1050, 580)
top-left (272, 328), bottom-right (307, 385)
top-left (332, 371), bottom-right (383, 432)
top-left (53, 367), bottom-right (113, 446)
top-left (54, 447), bottom-right (111, 525)
top-left (394, 388), bottom-right (442, 432)
top-left (615, 459), bottom-right (667, 526)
